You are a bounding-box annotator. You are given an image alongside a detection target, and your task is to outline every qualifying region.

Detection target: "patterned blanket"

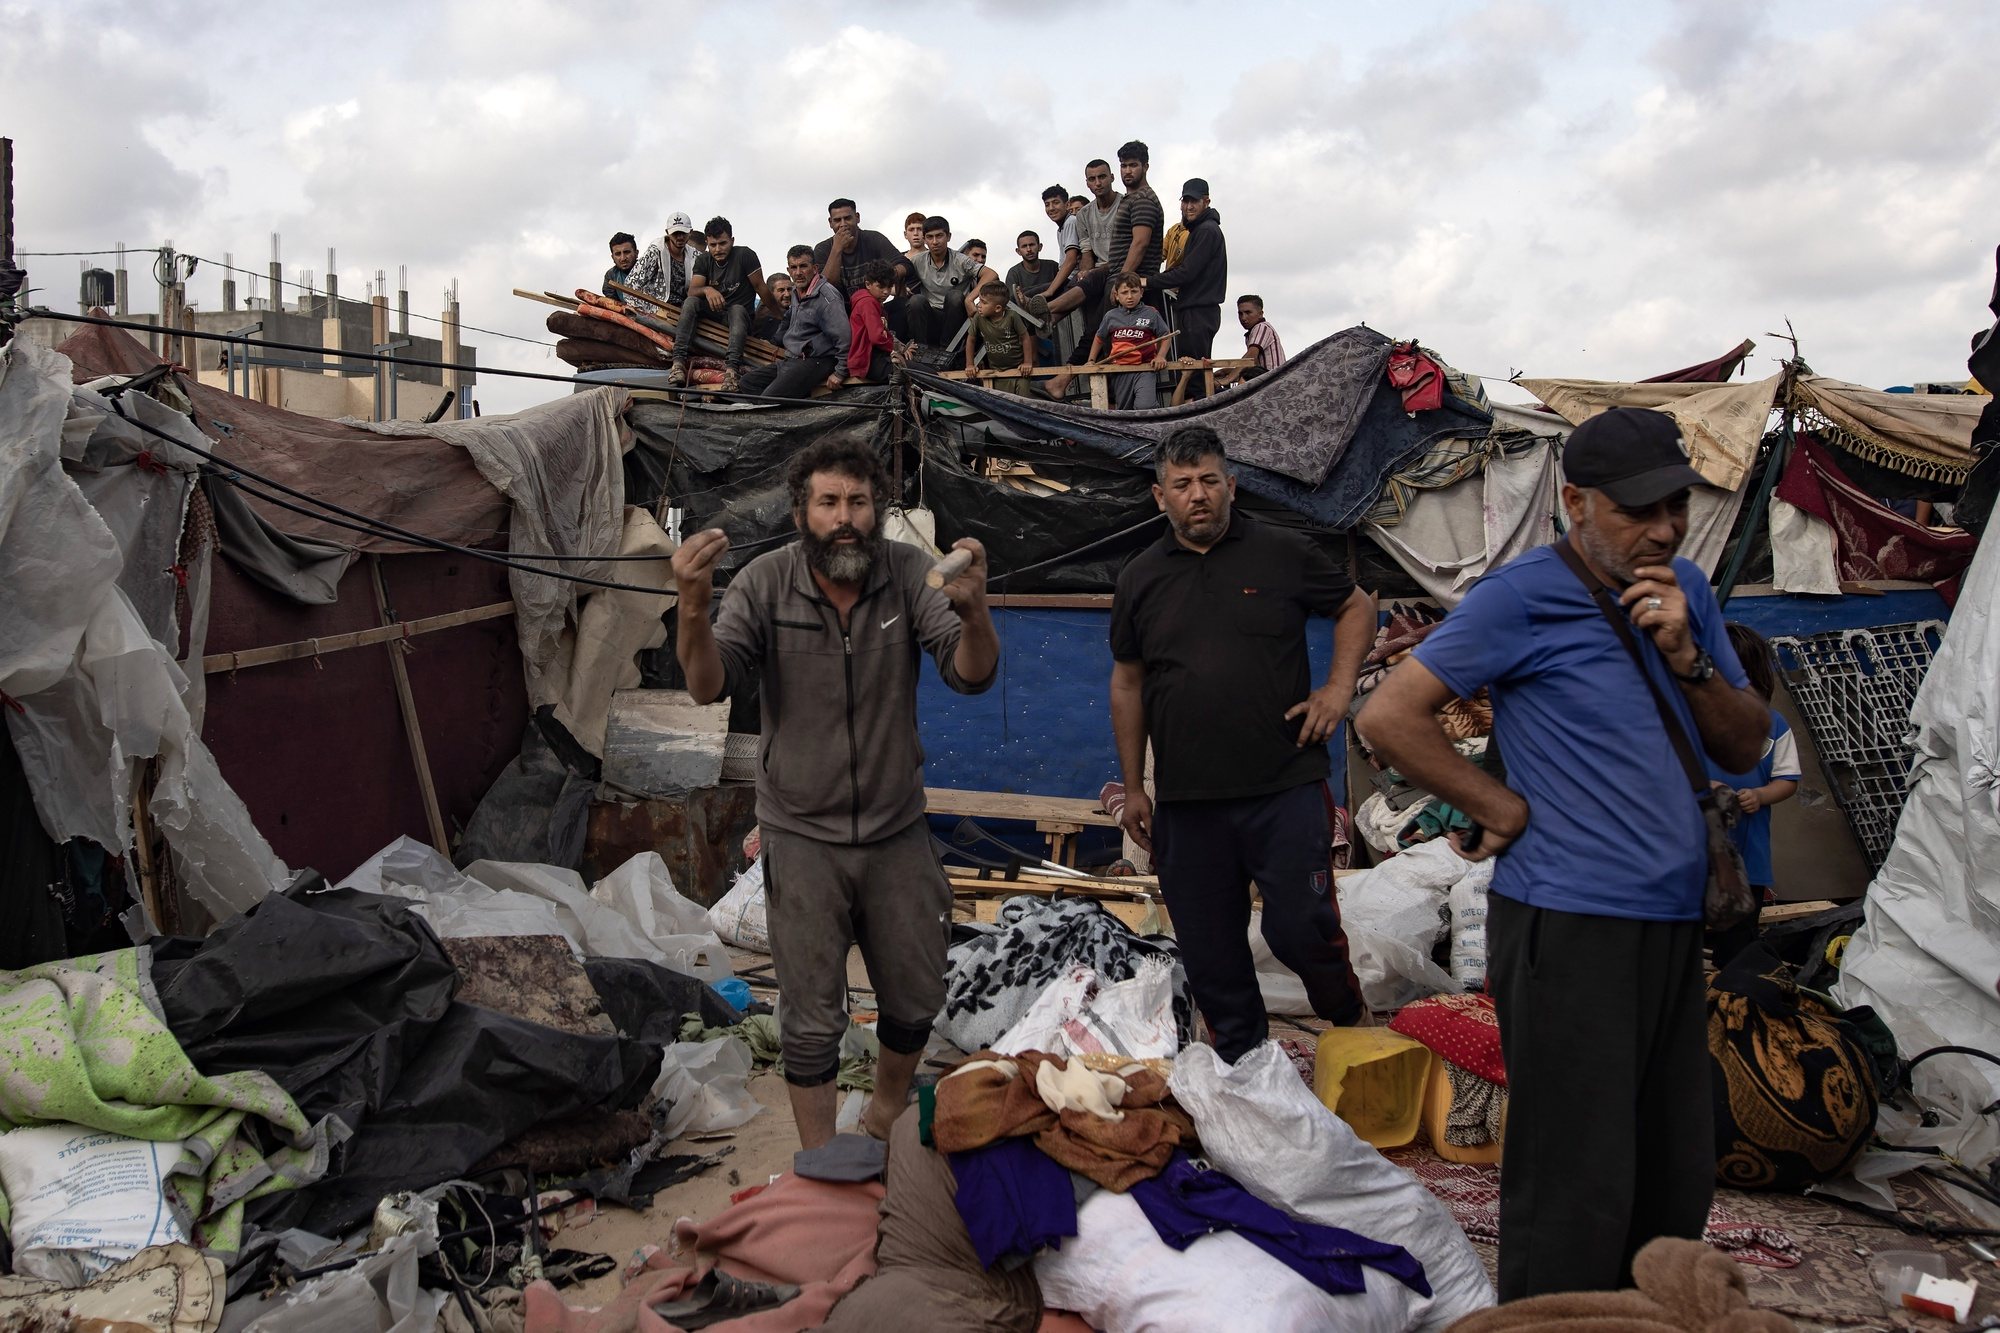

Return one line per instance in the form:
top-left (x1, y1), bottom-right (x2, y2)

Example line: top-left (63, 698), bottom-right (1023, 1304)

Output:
top-left (936, 897), bottom-right (1194, 1055)
top-left (0, 950), bottom-right (333, 1262)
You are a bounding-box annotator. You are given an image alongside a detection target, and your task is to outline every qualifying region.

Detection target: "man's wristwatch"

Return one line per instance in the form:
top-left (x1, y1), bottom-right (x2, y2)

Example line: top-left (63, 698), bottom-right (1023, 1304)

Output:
top-left (1672, 649), bottom-right (1716, 684)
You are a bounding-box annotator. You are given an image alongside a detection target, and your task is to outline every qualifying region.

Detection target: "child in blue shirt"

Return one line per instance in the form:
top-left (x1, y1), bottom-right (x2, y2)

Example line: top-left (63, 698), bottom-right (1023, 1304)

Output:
top-left (1705, 623), bottom-right (1802, 967)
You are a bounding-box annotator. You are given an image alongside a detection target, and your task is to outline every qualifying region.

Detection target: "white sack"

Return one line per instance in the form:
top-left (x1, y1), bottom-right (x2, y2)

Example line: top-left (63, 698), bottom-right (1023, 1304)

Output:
top-left (994, 957), bottom-right (1180, 1060)
top-left (1169, 1041), bottom-right (1495, 1330)
top-left (0, 1123), bottom-right (187, 1286)
top-left (707, 858), bottom-right (771, 953)
top-left (1335, 843), bottom-right (1462, 1010)
top-left (1447, 861), bottom-right (1493, 990)
top-left (1768, 497), bottom-right (1843, 596)
top-left (1034, 1188), bottom-right (1409, 1333)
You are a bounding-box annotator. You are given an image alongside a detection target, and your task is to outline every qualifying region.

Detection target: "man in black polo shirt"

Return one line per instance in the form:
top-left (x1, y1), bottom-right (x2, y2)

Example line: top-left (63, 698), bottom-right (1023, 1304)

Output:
top-left (1109, 426), bottom-right (1376, 1058)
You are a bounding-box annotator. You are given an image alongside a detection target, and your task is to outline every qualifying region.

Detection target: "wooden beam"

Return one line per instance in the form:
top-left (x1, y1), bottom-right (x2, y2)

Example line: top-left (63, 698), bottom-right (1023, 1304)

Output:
top-left (203, 600), bottom-right (514, 674)
top-left (925, 786), bottom-right (1118, 826)
top-left (938, 358), bottom-right (1253, 381)
top-left (371, 557), bottom-right (449, 854)
top-left (513, 288), bottom-right (579, 310)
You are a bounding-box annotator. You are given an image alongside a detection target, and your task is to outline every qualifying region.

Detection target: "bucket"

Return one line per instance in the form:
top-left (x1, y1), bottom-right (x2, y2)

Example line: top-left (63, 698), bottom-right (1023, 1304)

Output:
top-left (1312, 1028), bottom-right (1434, 1150)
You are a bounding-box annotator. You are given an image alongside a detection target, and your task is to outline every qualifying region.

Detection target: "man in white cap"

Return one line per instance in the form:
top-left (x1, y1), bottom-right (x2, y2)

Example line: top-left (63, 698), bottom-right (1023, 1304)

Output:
top-left (624, 211), bottom-right (697, 309)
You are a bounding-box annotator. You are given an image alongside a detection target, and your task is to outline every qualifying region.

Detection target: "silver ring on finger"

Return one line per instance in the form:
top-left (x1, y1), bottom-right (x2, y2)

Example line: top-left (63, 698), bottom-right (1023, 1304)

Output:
top-left (1646, 596), bottom-right (1663, 611)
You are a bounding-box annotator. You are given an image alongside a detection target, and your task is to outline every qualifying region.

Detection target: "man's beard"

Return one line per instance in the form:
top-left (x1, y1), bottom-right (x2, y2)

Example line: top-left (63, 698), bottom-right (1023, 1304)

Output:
top-left (1576, 518), bottom-right (1646, 586)
top-left (802, 524), bottom-right (882, 585)
top-left (1171, 502), bottom-right (1229, 546)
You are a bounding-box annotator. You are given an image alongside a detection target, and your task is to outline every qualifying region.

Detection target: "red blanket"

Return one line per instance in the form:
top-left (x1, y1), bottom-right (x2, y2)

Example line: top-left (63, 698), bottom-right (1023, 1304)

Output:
top-left (1773, 435), bottom-right (1975, 588)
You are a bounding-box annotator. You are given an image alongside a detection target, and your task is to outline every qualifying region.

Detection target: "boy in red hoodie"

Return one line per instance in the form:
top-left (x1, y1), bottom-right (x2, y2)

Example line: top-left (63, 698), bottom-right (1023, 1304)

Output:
top-left (848, 259), bottom-right (899, 384)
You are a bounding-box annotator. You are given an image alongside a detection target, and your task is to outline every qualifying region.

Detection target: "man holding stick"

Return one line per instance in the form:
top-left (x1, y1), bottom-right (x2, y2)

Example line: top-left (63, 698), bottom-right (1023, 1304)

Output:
top-left (673, 439), bottom-right (997, 1148)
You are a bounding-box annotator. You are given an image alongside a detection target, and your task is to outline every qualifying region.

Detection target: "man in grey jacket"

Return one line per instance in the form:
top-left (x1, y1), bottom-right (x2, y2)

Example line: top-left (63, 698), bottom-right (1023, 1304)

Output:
top-left (672, 439), bottom-right (997, 1147)
top-left (741, 246), bottom-right (852, 400)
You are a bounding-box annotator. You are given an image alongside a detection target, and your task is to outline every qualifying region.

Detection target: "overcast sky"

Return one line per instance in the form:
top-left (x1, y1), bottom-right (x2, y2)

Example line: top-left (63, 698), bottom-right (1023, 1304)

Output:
top-left (6, 0), bottom-right (1996, 413)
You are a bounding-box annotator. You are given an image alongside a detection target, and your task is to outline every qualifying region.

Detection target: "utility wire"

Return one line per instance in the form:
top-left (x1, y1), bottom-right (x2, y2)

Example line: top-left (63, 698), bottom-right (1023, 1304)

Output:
top-left (30, 308), bottom-right (897, 413)
top-left (18, 247), bottom-right (163, 258)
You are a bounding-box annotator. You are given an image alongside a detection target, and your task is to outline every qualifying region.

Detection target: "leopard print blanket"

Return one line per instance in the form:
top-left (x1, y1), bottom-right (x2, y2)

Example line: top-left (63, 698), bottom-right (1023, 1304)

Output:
top-left (936, 896), bottom-right (1195, 1054)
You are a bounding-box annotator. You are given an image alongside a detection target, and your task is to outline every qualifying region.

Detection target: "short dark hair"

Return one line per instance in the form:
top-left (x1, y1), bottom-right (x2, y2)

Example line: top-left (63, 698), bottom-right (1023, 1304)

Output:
top-left (1725, 622), bottom-right (1778, 701)
top-left (1085, 158), bottom-right (1110, 172)
top-left (1041, 184), bottom-right (1067, 204)
top-left (786, 243), bottom-right (815, 263)
top-left (609, 231), bottom-right (636, 249)
top-left (703, 216), bottom-right (732, 239)
top-left (978, 280), bottom-right (1008, 301)
top-left (1111, 271), bottom-right (1144, 292)
top-left (1117, 140), bottom-right (1149, 165)
top-left (786, 438), bottom-right (890, 513)
top-left (1237, 294), bottom-right (1264, 308)
top-left (1017, 229), bottom-right (1040, 244)
top-left (1069, 195), bottom-right (1087, 205)
top-left (827, 197), bottom-right (856, 215)
top-left (1155, 425), bottom-right (1229, 482)
top-left (858, 259), bottom-right (895, 288)
top-left (923, 216), bottom-right (950, 235)
top-left (962, 239), bottom-right (986, 253)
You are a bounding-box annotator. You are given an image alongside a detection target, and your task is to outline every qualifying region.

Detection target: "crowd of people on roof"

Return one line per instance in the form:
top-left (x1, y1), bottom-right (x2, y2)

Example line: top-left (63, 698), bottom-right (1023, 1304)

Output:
top-left (597, 140), bottom-right (1287, 403)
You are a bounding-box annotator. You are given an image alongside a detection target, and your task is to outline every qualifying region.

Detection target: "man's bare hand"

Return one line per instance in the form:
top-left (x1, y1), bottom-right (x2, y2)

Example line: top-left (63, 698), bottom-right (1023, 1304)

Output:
top-left (670, 529), bottom-right (730, 609)
top-left (1119, 788), bottom-right (1154, 855)
top-left (937, 538), bottom-right (988, 612)
top-left (700, 287), bottom-right (724, 311)
top-left (1285, 684), bottom-right (1352, 747)
top-left (1621, 565), bottom-right (1694, 673)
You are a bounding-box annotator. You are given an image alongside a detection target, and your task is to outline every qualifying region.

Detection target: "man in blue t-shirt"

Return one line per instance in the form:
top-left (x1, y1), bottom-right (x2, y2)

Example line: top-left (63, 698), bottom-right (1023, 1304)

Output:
top-left (1357, 408), bottom-right (1770, 1301)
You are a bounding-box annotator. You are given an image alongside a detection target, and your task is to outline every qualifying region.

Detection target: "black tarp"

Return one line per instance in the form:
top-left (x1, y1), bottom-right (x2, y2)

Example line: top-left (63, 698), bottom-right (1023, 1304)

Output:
top-left (151, 882), bottom-right (662, 1235)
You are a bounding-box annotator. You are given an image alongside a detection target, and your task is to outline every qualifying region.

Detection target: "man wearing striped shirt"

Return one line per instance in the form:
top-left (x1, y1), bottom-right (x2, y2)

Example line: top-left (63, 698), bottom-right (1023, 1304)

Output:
top-left (1218, 295), bottom-right (1287, 387)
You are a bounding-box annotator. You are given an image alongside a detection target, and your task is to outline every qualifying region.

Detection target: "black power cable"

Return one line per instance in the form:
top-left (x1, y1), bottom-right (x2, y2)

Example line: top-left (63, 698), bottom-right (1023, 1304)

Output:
top-left (29, 308), bottom-right (897, 413)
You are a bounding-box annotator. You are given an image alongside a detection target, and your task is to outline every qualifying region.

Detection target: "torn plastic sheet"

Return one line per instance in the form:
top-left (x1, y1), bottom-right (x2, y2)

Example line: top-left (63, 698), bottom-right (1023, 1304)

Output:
top-left (654, 1037), bottom-right (763, 1141)
top-left (0, 342), bottom-right (284, 921)
top-left (232, 1229), bottom-right (443, 1333)
top-left (340, 838), bottom-right (734, 982)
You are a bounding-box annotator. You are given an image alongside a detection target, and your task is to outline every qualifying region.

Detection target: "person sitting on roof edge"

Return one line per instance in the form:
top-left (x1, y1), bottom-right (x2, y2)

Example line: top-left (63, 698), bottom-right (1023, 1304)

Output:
top-left (848, 260), bottom-right (900, 384)
top-left (1217, 294), bottom-right (1285, 387)
top-left (740, 246), bottom-right (850, 400)
top-left (904, 216), bottom-right (995, 351)
top-left (751, 273), bottom-right (793, 345)
top-left (666, 216), bottom-right (771, 394)
top-left (965, 280), bottom-right (1037, 397)
top-left (624, 212), bottom-right (696, 309)
top-left (813, 198), bottom-right (911, 299)
top-left (1087, 273), bottom-right (1169, 410)
top-left (603, 232), bottom-right (638, 300)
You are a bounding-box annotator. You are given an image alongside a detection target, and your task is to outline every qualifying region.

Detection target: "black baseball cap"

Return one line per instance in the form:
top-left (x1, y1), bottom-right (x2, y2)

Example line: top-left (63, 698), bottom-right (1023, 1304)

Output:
top-left (1564, 407), bottom-right (1708, 506)
top-left (1181, 178), bottom-right (1210, 200)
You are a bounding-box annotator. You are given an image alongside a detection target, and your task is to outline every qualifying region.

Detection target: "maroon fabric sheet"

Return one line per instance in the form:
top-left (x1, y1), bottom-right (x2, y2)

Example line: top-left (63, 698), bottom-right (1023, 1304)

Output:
top-left (1773, 434), bottom-right (1976, 587)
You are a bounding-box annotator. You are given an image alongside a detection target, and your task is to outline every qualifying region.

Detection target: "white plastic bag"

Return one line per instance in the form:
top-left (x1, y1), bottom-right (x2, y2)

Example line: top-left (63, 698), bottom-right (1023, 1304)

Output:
top-left (466, 857), bottom-right (735, 984)
top-left (707, 858), bottom-right (771, 953)
top-left (1448, 862), bottom-right (1492, 989)
top-left (0, 1124), bottom-right (187, 1285)
top-left (1169, 1042), bottom-right (1495, 1330)
top-left (1036, 1188), bottom-right (1407, 1333)
top-left (590, 851), bottom-right (712, 938)
top-left (1336, 857), bottom-right (1457, 1011)
top-left (654, 1038), bottom-right (764, 1140)
top-left (995, 958), bottom-right (1179, 1060)
top-left (1248, 910), bottom-right (1314, 1017)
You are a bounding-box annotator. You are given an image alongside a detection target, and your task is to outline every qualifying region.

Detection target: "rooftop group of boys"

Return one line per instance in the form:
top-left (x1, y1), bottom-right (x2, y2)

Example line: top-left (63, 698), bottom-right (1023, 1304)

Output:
top-left (599, 139), bottom-right (1286, 403)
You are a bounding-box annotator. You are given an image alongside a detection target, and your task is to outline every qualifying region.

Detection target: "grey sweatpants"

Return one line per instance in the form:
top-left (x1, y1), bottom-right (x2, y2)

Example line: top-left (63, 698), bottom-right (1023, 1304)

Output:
top-left (763, 817), bottom-right (953, 1086)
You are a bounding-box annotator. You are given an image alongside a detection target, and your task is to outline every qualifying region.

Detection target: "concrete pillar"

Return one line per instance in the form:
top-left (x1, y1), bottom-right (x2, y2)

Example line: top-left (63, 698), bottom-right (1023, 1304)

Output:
top-left (441, 289), bottom-right (462, 402)
top-left (115, 242), bottom-right (129, 315)
top-left (397, 264), bottom-right (409, 335)
top-left (324, 246), bottom-right (338, 316)
top-left (269, 232), bottom-right (282, 316)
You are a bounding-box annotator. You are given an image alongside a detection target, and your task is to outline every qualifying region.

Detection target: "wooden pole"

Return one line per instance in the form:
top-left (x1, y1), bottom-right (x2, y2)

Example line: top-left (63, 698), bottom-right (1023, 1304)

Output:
top-left (128, 760), bottom-right (168, 932)
top-left (370, 557), bottom-right (451, 853)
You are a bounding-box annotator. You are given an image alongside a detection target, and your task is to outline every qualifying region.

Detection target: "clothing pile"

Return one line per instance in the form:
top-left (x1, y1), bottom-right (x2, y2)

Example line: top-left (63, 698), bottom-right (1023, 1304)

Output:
top-left (1352, 609), bottom-right (1500, 857)
top-left (1391, 992), bottom-right (1509, 1154)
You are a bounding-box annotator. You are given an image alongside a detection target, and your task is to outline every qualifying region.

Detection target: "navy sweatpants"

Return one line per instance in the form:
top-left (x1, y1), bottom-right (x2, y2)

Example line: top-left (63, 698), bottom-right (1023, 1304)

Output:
top-left (1152, 780), bottom-right (1365, 1060)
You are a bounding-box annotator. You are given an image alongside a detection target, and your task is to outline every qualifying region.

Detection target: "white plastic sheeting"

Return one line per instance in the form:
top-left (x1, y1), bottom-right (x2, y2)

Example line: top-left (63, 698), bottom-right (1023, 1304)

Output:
top-left (1334, 841), bottom-right (1467, 1010)
top-left (337, 837), bottom-right (734, 983)
top-left (1834, 525), bottom-right (2000, 1173)
top-left (0, 342), bottom-right (285, 919)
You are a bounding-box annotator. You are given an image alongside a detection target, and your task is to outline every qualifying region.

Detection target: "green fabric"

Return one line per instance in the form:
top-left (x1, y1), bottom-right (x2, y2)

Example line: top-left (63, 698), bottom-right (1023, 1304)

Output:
top-left (678, 1013), bottom-right (880, 1092)
top-left (917, 1082), bottom-right (937, 1147)
top-left (0, 950), bottom-right (333, 1258)
top-left (1399, 799), bottom-right (1474, 848)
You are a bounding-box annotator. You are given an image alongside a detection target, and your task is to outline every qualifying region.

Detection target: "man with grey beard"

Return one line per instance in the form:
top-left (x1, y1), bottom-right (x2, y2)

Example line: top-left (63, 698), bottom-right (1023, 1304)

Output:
top-left (672, 438), bottom-right (997, 1149)
top-left (1356, 408), bottom-right (1768, 1299)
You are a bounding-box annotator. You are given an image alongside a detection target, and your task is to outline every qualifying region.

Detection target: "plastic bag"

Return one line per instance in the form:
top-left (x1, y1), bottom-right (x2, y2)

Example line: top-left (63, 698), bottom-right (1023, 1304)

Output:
top-left (1169, 1042), bottom-right (1495, 1331)
top-left (1336, 847), bottom-right (1459, 1011)
top-left (995, 957), bottom-right (1179, 1060)
top-left (0, 1123), bottom-right (187, 1285)
top-left (465, 857), bottom-right (734, 984)
top-left (707, 858), bottom-right (771, 953)
top-left (1248, 910), bottom-right (1314, 1017)
top-left (654, 1037), bottom-right (764, 1141)
top-left (1448, 862), bottom-right (1492, 989)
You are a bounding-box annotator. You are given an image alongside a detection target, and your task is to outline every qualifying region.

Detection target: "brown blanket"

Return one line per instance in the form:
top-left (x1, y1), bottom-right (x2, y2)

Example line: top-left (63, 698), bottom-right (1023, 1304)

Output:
top-left (932, 1051), bottom-right (1193, 1192)
top-left (1447, 1239), bottom-right (1795, 1333)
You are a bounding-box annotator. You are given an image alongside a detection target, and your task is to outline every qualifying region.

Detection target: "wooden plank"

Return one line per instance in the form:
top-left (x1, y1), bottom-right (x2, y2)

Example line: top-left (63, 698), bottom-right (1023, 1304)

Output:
top-left (514, 288), bottom-right (580, 310)
top-left (1758, 898), bottom-right (1849, 924)
top-left (938, 358), bottom-right (1252, 381)
top-left (926, 786), bottom-right (1117, 826)
top-left (203, 601), bottom-right (514, 674)
top-left (959, 893), bottom-right (1166, 934)
top-left (371, 557), bottom-right (449, 854)
top-left (1088, 374), bottom-right (1110, 410)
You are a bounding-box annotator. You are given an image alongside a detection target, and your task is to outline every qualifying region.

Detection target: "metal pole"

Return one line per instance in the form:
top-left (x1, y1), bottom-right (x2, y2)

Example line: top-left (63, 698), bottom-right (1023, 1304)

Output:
top-left (373, 337), bottom-right (411, 420)
top-left (225, 321), bottom-right (261, 398)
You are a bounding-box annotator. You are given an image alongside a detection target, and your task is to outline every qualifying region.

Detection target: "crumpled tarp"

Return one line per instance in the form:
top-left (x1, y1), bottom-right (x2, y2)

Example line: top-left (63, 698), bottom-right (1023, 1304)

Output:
top-left (149, 883), bottom-right (663, 1237)
top-left (1517, 374), bottom-right (1780, 493)
top-left (0, 948), bottom-right (333, 1262)
top-left (1833, 519), bottom-right (2000, 1175)
top-left (353, 388), bottom-right (635, 710)
top-left (912, 335), bottom-right (1492, 532)
top-left (1792, 374), bottom-right (1983, 484)
top-left (0, 341), bottom-right (286, 920)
